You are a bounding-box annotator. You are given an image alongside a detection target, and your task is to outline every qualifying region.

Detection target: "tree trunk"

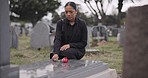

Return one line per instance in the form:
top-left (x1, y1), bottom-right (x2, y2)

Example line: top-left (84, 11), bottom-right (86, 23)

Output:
top-left (117, 0), bottom-right (123, 28)
top-left (31, 20), bottom-right (38, 27)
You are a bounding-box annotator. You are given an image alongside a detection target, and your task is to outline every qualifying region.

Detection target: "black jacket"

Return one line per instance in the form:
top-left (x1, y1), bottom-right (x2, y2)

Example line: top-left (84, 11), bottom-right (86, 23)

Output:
top-left (53, 17), bottom-right (88, 55)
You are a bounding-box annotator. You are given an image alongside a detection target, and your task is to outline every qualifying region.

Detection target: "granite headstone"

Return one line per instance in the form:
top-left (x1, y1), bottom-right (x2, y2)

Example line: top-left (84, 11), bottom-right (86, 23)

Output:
top-left (91, 26), bottom-right (108, 41)
top-left (117, 27), bottom-right (125, 47)
top-left (19, 60), bottom-right (109, 78)
top-left (30, 21), bottom-right (51, 49)
top-left (123, 5), bottom-right (148, 78)
top-left (10, 26), bottom-right (18, 49)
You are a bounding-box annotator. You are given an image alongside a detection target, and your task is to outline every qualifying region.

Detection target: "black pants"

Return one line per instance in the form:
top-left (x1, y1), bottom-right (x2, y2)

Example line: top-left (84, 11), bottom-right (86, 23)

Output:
top-left (50, 48), bottom-right (85, 60)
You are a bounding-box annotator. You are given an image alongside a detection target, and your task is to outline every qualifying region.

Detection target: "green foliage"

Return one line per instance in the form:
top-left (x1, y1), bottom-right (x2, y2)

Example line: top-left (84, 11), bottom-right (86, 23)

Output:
top-left (105, 15), bottom-right (118, 26)
top-left (78, 12), bottom-right (98, 26)
top-left (10, 0), bottom-right (61, 26)
top-left (53, 11), bottom-right (98, 26)
top-left (51, 11), bottom-right (60, 23)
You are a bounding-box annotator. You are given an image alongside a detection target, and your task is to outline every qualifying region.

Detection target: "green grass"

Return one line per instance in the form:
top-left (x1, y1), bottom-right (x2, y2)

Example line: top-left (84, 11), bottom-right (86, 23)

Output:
top-left (82, 37), bottom-right (123, 74)
top-left (10, 35), bottom-right (123, 74)
top-left (10, 35), bottom-right (50, 64)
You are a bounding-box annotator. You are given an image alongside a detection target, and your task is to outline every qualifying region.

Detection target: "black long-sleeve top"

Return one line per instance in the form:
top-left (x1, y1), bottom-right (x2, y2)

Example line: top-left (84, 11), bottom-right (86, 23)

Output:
top-left (53, 17), bottom-right (88, 55)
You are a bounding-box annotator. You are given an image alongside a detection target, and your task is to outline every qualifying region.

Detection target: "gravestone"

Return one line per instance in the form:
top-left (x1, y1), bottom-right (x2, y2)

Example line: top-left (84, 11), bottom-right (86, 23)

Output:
top-left (49, 31), bottom-right (55, 48)
top-left (0, 0), bottom-right (10, 66)
top-left (10, 26), bottom-right (18, 49)
top-left (0, 65), bottom-right (19, 78)
top-left (43, 20), bottom-right (55, 48)
top-left (10, 23), bottom-right (22, 36)
top-left (91, 26), bottom-right (99, 44)
top-left (117, 27), bottom-right (125, 47)
top-left (123, 5), bottom-right (148, 78)
top-left (0, 60), bottom-right (117, 78)
top-left (107, 27), bottom-right (113, 37)
top-left (24, 27), bottom-right (29, 36)
top-left (30, 21), bottom-right (53, 49)
top-left (0, 1), bottom-right (19, 77)
top-left (14, 24), bottom-right (21, 36)
top-left (91, 25), bottom-right (108, 41)
top-left (25, 23), bottom-right (33, 36)
top-left (86, 26), bottom-right (91, 48)
top-left (19, 60), bottom-right (117, 78)
top-left (19, 24), bottom-right (25, 36)
top-left (112, 28), bottom-right (118, 37)
top-left (27, 26), bottom-right (33, 36)
top-left (83, 27), bottom-right (99, 53)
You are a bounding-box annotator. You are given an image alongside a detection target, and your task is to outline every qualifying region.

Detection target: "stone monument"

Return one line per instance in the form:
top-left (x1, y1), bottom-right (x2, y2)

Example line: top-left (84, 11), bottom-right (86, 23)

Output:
top-left (123, 5), bottom-right (148, 78)
top-left (30, 21), bottom-right (53, 49)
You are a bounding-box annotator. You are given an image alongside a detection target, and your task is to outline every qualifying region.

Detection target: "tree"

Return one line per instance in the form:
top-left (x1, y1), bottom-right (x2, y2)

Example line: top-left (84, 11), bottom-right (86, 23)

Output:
top-left (84, 0), bottom-right (112, 25)
top-left (117, 0), bottom-right (141, 27)
top-left (118, 0), bottom-right (138, 13)
top-left (83, 0), bottom-right (140, 27)
top-left (10, 0), bottom-right (61, 27)
top-left (78, 12), bottom-right (97, 26)
top-left (59, 4), bottom-right (96, 26)
top-left (51, 11), bottom-right (60, 24)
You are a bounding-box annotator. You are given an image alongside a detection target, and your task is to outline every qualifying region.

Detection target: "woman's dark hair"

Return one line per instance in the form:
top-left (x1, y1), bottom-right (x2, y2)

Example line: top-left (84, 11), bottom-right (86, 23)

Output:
top-left (65, 2), bottom-right (77, 10)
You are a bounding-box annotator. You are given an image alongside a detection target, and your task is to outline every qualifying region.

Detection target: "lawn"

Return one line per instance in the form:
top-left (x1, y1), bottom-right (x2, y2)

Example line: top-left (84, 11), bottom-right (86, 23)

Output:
top-left (10, 35), bottom-right (50, 64)
top-left (82, 37), bottom-right (123, 74)
top-left (10, 35), bottom-right (123, 74)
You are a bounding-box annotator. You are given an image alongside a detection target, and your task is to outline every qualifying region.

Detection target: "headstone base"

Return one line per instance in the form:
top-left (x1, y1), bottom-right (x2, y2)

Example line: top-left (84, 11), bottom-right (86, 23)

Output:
top-left (0, 65), bottom-right (19, 78)
top-left (86, 69), bottom-right (117, 78)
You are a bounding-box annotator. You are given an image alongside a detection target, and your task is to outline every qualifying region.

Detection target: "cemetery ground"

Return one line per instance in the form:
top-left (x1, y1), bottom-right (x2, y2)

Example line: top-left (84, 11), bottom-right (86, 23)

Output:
top-left (10, 35), bottom-right (123, 76)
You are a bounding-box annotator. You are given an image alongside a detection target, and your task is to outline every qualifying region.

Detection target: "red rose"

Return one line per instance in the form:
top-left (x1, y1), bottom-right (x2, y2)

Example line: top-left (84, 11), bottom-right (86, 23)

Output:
top-left (62, 57), bottom-right (68, 63)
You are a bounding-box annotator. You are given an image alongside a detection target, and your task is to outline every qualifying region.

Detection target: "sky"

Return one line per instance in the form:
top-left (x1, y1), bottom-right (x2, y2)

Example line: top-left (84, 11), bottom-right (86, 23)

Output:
top-left (43, 0), bottom-right (148, 20)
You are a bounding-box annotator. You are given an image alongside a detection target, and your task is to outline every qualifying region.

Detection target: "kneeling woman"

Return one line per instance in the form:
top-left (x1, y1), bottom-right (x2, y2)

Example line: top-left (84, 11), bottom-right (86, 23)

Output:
top-left (51, 2), bottom-right (88, 60)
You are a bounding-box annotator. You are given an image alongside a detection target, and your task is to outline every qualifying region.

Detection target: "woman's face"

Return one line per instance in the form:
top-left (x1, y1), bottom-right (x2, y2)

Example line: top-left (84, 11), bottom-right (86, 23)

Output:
top-left (65, 5), bottom-right (77, 21)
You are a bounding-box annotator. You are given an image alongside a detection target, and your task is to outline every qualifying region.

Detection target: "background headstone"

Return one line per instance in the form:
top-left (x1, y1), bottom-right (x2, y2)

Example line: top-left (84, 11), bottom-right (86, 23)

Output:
top-left (30, 21), bottom-right (53, 49)
top-left (25, 23), bottom-right (33, 36)
top-left (86, 26), bottom-right (91, 48)
top-left (117, 27), bottom-right (125, 47)
top-left (91, 26), bottom-right (108, 41)
top-left (123, 5), bottom-right (148, 78)
top-left (14, 25), bottom-right (21, 36)
top-left (10, 26), bottom-right (18, 49)
top-left (0, 0), bottom-right (10, 66)
top-left (24, 27), bottom-right (29, 36)
top-left (112, 28), bottom-right (118, 37)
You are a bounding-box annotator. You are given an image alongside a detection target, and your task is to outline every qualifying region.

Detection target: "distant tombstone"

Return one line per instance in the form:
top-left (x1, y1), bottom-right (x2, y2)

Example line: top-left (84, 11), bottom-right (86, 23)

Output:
top-left (112, 28), bottom-right (118, 37)
top-left (30, 21), bottom-right (52, 49)
top-left (107, 27), bottom-right (112, 37)
top-left (49, 32), bottom-right (55, 48)
top-left (19, 24), bottom-right (25, 36)
top-left (12, 25), bottom-right (21, 36)
top-left (24, 27), bottom-right (29, 36)
top-left (117, 27), bottom-right (125, 47)
top-left (10, 26), bottom-right (18, 49)
top-left (91, 25), bottom-right (108, 42)
top-left (25, 23), bottom-right (33, 36)
top-left (92, 27), bottom-right (98, 39)
top-left (28, 27), bottom-right (33, 36)
top-left (86, 26), bottom-right (91, 48)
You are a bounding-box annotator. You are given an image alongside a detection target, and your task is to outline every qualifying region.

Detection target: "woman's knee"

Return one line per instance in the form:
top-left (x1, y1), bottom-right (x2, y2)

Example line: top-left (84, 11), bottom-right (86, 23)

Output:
top-left (60, 48), bottom-right (78, 59)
